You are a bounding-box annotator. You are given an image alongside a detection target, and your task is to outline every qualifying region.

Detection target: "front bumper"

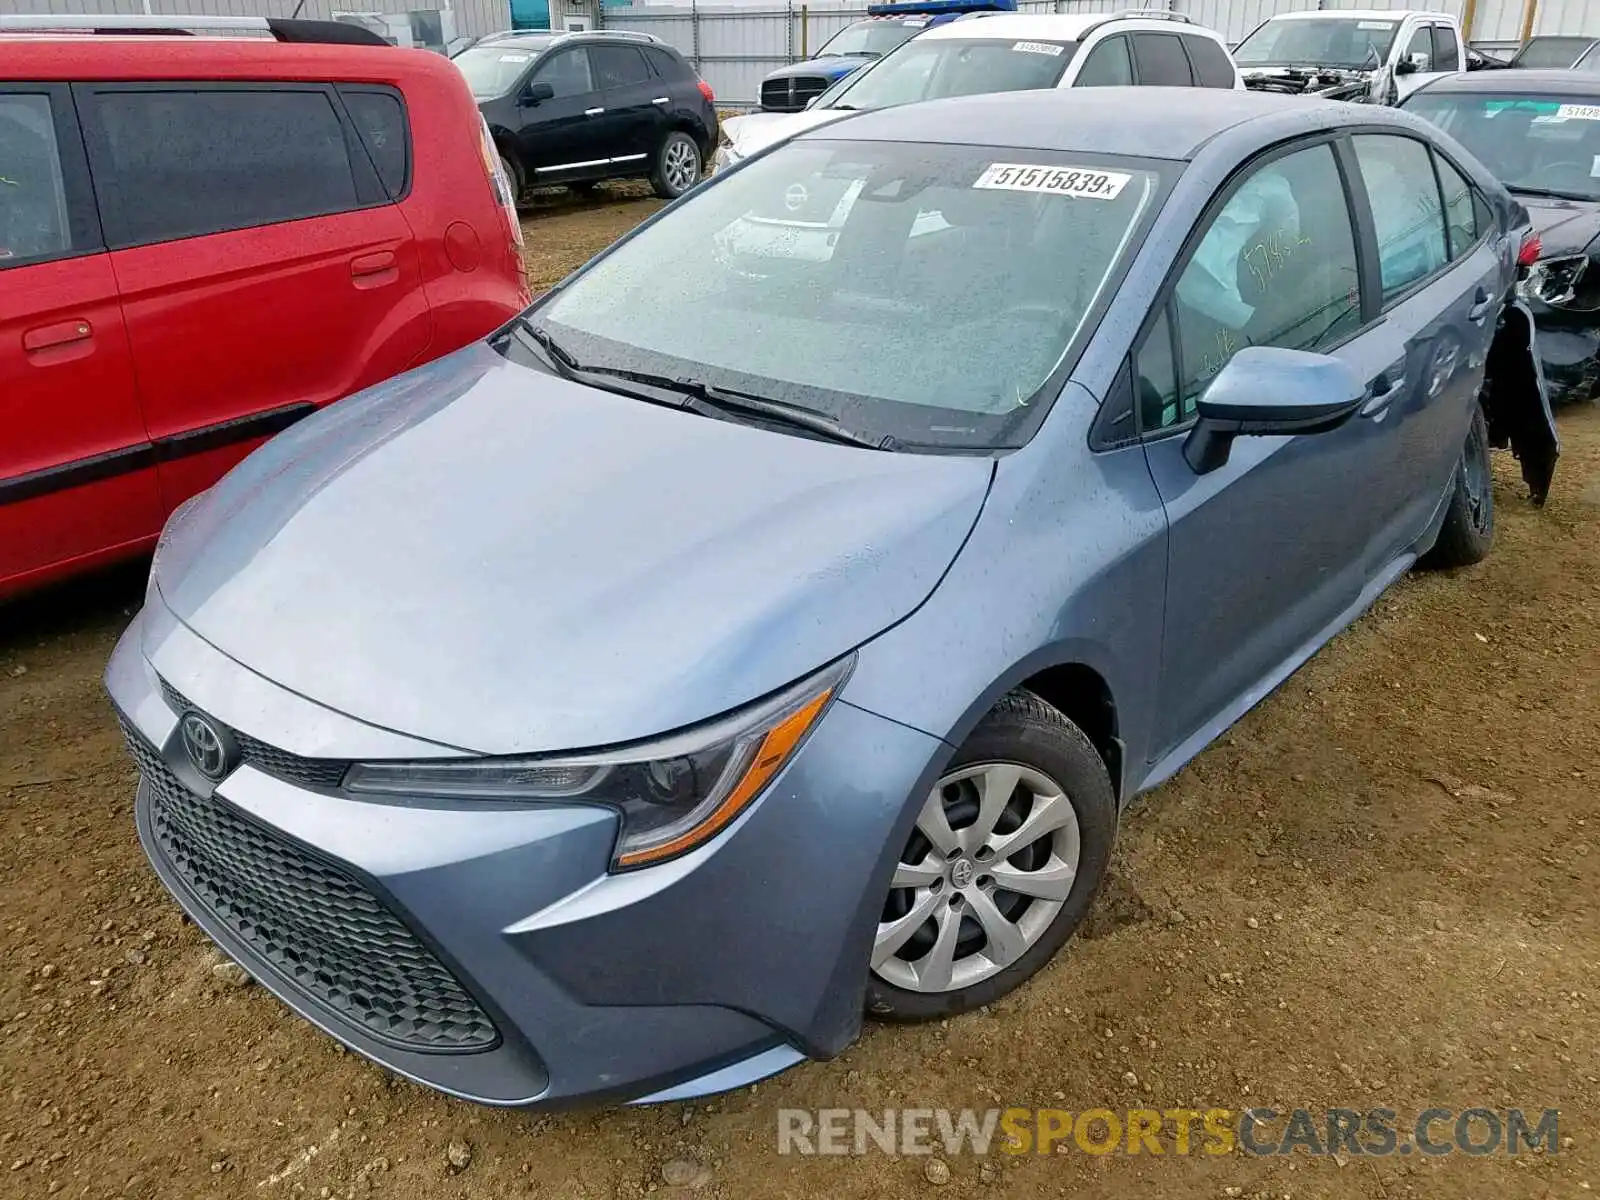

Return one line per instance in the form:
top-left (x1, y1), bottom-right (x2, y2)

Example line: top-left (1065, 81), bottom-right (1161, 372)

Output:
top-left (1531, 319), bottom-right (1600, 405)
top-left (105, 597), bottom-right (945, 1109)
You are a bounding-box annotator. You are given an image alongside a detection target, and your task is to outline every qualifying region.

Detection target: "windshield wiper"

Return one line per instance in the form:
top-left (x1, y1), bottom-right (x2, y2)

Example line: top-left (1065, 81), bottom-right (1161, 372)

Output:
top-left (504, 322), bottom-right (896, 450)
top-left (1509, 184), bottom-right (1597, 202)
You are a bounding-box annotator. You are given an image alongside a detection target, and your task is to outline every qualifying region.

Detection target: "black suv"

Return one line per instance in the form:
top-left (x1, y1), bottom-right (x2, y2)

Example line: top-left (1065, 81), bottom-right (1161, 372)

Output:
top-left (454, 30), bottom-right (718, 200)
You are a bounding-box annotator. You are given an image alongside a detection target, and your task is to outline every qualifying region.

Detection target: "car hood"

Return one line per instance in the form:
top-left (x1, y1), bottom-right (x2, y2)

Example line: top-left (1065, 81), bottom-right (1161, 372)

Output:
top-left (1519, 193), bottom-right (1600, 258)
top-left (724, 108), bottom-right (856, 157)
top-left (152, 343), bottom-right (994, 756)
top-left (764, 55), bottom-right (870, 82)
top-left (1240, 65), bottom-right (1376, 100)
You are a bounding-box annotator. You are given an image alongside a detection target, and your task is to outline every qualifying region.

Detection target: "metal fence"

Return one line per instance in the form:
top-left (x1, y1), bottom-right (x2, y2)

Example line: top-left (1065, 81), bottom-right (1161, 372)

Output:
top-left (599, 0), bottom-right (1600, 108)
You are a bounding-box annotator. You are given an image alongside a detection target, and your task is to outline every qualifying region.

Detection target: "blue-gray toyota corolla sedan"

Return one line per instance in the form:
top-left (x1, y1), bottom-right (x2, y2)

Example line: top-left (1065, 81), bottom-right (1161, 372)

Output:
top-left (107, 88), bottom-right (1558, 1110)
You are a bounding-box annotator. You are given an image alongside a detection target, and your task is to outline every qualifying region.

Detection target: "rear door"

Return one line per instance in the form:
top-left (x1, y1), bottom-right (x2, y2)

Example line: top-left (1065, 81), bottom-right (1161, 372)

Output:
top-left (75, 82), bottom-right (429, 513)
top-left (1130, 32), bottom-right (1196, 87)
top-left (1346, 133), bottom-right (1500, 543)
top-left (0, 84), bottom-right (159, 593)
top-left (590, 43), bottom-right (662, 170)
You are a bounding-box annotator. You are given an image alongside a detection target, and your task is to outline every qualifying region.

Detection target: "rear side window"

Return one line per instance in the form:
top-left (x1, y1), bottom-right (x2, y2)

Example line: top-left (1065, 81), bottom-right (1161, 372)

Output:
top-left (0, 93), bottom-right (72, 268)
top-left (1351, 134), bottom-right (1448, 301)
top-left (593, 45), bottom-right (652, 89)
top-left (1433, 154), bottom-right (1482, 259)
top-left (1074, 36), bottom-right (1133, 87)
top-left (1182, 35), bottom-right (1236, 88)
top-left (339, 87), bottom-right (410, 201)
top-left (1132, 33), bottom-right (1195, 87)
top-left (1431, 24), bottom-right (1462, 72)
top-left (645, 46), bottom-right (689, 80)
top-left (84, 88), bottom-right (360, 248)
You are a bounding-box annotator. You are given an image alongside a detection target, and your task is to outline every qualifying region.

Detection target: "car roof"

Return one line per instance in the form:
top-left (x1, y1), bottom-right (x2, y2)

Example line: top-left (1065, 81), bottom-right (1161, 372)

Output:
top-left (917, 12), bottom-right (1221, 42)
top-left (1413, 67), bottom-right (1600, 96)
top-left (0, 36), bottom-right (446, 80)
top-left (1265, 7), bottom-right (1434, 18)
top-left (794, 86), bottom-right (1355, 160)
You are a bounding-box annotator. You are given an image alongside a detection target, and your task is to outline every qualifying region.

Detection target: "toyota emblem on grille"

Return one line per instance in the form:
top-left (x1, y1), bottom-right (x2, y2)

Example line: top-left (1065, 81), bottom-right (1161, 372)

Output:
top-left (180, 712), bottom-right (233, 781)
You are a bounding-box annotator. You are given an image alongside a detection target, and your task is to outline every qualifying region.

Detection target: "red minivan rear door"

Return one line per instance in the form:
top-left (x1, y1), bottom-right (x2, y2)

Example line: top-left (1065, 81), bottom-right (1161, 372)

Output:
top-left (74, 82), bottom-right (430, 512)
top-left (0, 84), bottom-right (160, 597)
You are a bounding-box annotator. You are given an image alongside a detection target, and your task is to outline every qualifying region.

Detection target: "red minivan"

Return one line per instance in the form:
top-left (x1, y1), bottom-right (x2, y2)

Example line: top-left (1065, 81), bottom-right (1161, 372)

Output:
top-left (0, 17), bottom-right (530, 599)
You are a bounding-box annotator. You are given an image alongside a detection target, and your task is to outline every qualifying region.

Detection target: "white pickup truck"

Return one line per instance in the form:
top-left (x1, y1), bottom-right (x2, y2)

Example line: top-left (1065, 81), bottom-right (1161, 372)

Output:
top-left (1232, 8), bottom-right (1496, 106)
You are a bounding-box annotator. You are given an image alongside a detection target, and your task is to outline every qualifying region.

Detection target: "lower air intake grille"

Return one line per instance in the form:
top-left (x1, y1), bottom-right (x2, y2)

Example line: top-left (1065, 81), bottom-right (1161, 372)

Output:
top-left (125, 722), bottom-right (499, 1053)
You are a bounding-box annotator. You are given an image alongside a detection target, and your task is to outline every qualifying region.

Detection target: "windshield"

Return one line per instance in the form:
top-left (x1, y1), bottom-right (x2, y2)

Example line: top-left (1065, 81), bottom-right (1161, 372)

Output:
top-left (1233, 17), bottom-right (1398, 70)
top-left (1510, 37), bottom-right (1593, 69)
top-left (453, 40), bottom-right (553, 99)
top-left (1403, 92), bottom-right (1600, 201)
top-left (816, 19), bottom-right (925, 58)
top-left (529, 139), bottom-right (1164, 450)
top-left (823, 36), bottom-right (1077, 111)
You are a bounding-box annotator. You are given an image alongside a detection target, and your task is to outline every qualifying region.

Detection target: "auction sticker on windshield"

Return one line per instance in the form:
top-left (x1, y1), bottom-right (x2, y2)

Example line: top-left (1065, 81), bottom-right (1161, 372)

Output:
top-left (1556, 104), bottom-right (1600, 121)
top-left (1012, 41), bottom-right (1065, 55)
top-left (974, 163), bottom-right (1130, 199)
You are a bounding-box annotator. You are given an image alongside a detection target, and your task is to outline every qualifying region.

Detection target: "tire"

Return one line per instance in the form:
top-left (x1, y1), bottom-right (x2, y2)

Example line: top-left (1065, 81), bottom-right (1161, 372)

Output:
top-left (650, 131), bottom-right (702, 200)
top-left (499, 153), bottom-right (531, 211)
top-left (1422, 402), bottom-right (1495, 569)
top-left (865, 690), bottom-right (1117, 1022)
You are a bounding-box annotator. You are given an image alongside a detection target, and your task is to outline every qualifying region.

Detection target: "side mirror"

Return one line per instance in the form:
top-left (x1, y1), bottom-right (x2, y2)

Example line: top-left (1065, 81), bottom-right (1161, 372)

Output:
top-left (1183, 347), bottom-right (1367, 475)
top-left (1395, 54), bottom-right (1423, 75)
top-left (522, 80), bottom-right (555, 106)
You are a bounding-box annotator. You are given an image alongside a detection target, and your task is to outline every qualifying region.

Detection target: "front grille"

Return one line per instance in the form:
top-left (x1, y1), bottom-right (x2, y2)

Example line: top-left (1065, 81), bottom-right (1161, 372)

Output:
top-left (124, 721), bottom-right (499, 1054)
top-left (158, 678), bottom-right (348, 789)
top-left (760, 75), bottom-right (829, 112)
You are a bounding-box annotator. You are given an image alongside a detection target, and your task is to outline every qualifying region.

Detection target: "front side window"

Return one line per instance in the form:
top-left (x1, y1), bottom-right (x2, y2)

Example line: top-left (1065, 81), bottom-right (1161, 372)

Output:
top-left (1074, 36), bottom-right (1133, 87)
top-left (1233, 17), bottom-right (1399, 70)
top-left (1404, 26), bottom-right (1435, 72)
top-left (1131, 33), bottom-right (1194, 87)
top-left (1171, 142), bottom-right (1361, 416)
top-left (1401, 90), bottom-right (1600, 202)
top-left (1351, 134), bottom-right (1449, 300)
top-left (0, 93), bottom-right (71, 268)
top-left (453, 39), bottom-right (555, 99)
top-left (1510, 36), bottom-right (1593, 69)
top-left (816, 19), bottom-right (925, 59)
top-left (532, 139), bottom-right (1165, 449)
top-left (86, 88), bottom-right (359, 249)
top-left (825, 37), bottom-right (1078, 111)
top-left (1134, 306), bottom-right (1180, 431)
top-left (532, 48), bottom-right (595, 99)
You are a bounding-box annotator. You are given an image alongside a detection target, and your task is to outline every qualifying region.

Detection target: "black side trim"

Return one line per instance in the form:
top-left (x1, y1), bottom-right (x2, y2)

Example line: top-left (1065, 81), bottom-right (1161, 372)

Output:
top-left (0, 401), bottom-right (316, 507)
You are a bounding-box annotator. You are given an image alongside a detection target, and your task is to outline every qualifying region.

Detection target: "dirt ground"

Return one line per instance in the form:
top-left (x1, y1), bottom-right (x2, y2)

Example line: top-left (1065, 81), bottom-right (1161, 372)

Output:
top-left (2, 195), bottom-right (1598, 1200)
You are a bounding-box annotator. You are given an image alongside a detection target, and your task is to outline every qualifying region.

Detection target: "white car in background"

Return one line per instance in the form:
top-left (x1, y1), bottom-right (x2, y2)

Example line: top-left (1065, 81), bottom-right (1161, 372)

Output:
top-left (713, 11), bottom-right (1243, 172)
top-left (1233, 9), bottom-right (1477, 105)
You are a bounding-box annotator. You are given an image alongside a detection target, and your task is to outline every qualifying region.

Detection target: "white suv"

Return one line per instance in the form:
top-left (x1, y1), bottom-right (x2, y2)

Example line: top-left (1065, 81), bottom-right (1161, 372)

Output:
top-left (714, 10), bottom-right (1242, 172)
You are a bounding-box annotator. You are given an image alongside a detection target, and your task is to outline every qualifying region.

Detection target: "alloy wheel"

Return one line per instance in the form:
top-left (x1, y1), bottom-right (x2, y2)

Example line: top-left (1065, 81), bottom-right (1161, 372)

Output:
top-left (664, 138), bottom-right (700, 194)
top-left (873, 762), bottom-right (1081, 994)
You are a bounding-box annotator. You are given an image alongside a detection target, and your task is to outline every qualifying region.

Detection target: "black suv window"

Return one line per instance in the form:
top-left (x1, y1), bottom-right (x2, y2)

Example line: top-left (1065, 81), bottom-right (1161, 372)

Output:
top-left (1165, 142), bottom-right (1361, 425)
top-left (82, 87), bottom-right (361, 249)
top-left (1074, 36), bottom-right (1133, 86)
top-left (0, 92), bottom-right (72, 268)
top-left (339, 87), bottom-right (409, 200)
top-left (1182, 35), bottom-right (1236, 88)
top-left (593, 44), bottom-right (652, 89)
top-left (644, 46), bottom-right (688, 80)
top-left (1132, 33), bottom-right (1194, 86)
top-left (532, 48), bottom-right (595, 98)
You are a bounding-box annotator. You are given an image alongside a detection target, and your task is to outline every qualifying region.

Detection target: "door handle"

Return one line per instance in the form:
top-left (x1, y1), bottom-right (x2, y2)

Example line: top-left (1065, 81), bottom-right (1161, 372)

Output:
top-left (652, 96), bottom-right (670, 106)
top-left (1360, 359), bottom-right (1409, 418)
top-left (584, 106), bottom-right (605, 116)
top-left (349, 250), bottom-right (399, 289)
top-left (22, 319), bottom-right (92, 354)
top-left (1467, 285), bottom-right (1495, 325)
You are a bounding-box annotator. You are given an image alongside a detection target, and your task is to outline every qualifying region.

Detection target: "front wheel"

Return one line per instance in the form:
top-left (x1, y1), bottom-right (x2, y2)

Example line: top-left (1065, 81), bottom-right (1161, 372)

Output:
top-left (1422, 403), bottom-right (1495, 569)
top-left (650, 131), bottom-right (702, 200)
top-left (865, 691), bottom-right (1116, 1021)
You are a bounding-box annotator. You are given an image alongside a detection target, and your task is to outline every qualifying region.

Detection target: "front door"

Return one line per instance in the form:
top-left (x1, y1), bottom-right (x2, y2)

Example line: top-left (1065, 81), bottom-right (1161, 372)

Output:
top-left (1139, 139), bottom-right (1398, 765)
top-left (516, 47), bottom-right (615, 181)
top-left (0, 84), bottom-right (159, 594)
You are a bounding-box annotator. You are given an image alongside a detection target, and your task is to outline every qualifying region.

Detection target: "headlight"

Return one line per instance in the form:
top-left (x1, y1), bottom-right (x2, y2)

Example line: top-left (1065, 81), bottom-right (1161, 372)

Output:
top-left (1518, 253), bottom-right (1588, 306)
top-left (344, 657), bottom-right (852, 870)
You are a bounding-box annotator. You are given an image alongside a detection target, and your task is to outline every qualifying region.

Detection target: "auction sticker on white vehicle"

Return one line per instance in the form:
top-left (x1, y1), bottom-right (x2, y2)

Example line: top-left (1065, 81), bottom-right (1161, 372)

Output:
top-left (1012, 40), bottom-right (1065, 55)
top-left (973, 163), bottom-right (1130, 199)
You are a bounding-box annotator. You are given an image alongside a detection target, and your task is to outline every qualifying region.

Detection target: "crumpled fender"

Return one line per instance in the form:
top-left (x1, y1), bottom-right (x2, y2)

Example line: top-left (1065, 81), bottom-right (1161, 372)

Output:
top-left (1484, 298), bottom-right (1561, 507)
